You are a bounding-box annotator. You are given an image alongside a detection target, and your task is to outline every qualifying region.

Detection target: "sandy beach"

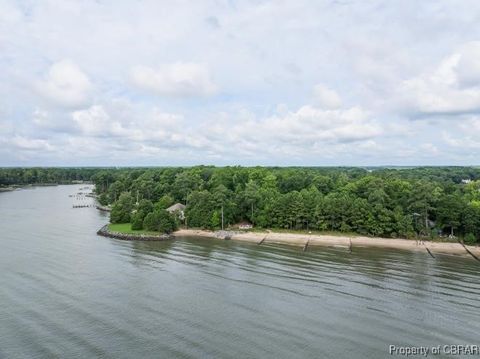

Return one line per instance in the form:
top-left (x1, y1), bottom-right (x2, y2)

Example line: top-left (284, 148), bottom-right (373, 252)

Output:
top-left (173, 229), bottom-right (480, 258)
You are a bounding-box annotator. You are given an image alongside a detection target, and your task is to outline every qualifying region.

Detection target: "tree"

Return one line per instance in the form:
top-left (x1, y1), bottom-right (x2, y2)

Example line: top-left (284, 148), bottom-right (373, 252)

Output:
top-left (110, 192), bottom-right (134, 223)
top-left (185, 190), bottom-right (216, 229)
top-left (130, 199), bottom-right (154, 230)
top-left (464, 233), bottom-right (477, 245)
top-left (463, 201), bottom-right (480, 238)
top-left (143, 210), bottom-right (177, 233)
top-left (131, 211), bottom-right (145, 230)
top-left (155, 195), bottom-right (174, 210)
top-left (172, 171), bottom-right (203, 203)
top-left (437, 193), bottom-right (464, 236)
top-left (211, 211), bottom-right (221, 229)
top-left (244, 180), bottom-right (260, 224)
top-left (7, 166), bottom-right (480, 240)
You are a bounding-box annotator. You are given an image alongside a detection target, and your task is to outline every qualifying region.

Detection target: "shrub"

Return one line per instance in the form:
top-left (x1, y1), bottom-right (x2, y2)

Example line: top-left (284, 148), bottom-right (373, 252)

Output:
top-left (464, 233), bottom-right (477, 245)
top-left (110, 192), bottom-right (134, 223)
top-left (131, 210), bottom-right (145, 230)
top-left (143, 210), bottom-right (178, 233)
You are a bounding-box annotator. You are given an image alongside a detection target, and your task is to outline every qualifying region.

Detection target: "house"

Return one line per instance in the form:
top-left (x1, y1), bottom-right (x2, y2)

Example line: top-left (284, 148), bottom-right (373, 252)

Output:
top-left (237, 221), bottom-right (253, 230)
top-left (166, 203), bottom-right (186, 220)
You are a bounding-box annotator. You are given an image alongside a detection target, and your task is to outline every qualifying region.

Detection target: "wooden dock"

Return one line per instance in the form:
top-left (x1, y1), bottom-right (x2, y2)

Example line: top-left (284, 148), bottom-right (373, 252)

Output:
top-left (72, 204), bottom-right (95, 208)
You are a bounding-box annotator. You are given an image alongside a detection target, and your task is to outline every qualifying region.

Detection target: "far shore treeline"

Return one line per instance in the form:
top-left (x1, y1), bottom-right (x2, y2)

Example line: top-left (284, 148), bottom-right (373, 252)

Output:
top-left (1, 166), bottom-right (480, 243)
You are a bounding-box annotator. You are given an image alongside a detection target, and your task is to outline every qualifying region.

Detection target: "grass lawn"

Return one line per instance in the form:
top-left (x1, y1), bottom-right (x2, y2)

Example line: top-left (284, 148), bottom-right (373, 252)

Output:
top-left (108, 223), bottom-right (161, 236)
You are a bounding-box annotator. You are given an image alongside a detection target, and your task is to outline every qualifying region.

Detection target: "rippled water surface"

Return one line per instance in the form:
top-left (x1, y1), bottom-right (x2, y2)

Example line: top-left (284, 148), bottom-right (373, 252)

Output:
top-left (1, 185), bottom-right (479, 358)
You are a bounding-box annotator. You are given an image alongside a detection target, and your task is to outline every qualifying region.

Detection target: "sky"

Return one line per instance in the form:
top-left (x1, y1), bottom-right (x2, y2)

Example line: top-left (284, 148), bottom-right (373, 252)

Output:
top-left (1, 0), bottom-right (480, 166)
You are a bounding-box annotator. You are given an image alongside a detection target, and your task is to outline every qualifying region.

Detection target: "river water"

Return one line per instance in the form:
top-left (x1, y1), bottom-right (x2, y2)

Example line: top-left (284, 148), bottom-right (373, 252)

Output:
top-left (0, 185), bottom-right (479, 358)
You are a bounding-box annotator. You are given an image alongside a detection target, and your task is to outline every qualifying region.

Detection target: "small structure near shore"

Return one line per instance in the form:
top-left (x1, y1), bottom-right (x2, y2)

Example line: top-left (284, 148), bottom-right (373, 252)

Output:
top-left (166, 203), bottom-right (186, 220)
top-left (236, 221), bottom-right (253, 230)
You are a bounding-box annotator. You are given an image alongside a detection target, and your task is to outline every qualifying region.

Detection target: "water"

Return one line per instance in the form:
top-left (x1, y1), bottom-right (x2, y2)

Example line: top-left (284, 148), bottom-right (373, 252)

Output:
top-left (0, 185), bottom-right (479, 358)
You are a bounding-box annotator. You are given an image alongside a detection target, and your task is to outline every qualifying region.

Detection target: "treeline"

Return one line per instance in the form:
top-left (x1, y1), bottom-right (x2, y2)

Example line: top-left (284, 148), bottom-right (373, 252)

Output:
top-left (0, 168), bottom-right (99, 186)
top-left (89, 166), bottom-right (480, 242)
top-left (2, 166), bottom-right (480, 242)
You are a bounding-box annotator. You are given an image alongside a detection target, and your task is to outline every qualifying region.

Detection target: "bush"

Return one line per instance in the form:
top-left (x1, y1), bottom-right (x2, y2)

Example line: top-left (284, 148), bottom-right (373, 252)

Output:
top-left (98, 193), bottom-right (109, 206)
top-left (464, 233), bottom-right (477, 245)
top-left (110, 192), bottom-right (134, 223)
top-left (131, 211), bottom-right (145, 230)
top-left (143, 210), bottom-right (178, 233)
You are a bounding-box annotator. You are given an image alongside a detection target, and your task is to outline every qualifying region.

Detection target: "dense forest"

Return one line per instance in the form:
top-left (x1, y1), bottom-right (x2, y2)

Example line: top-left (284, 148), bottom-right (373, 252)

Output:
top-left (0, 168), bottom-right (99, 185)
top-left (2, 167), bottom-right (480, 242)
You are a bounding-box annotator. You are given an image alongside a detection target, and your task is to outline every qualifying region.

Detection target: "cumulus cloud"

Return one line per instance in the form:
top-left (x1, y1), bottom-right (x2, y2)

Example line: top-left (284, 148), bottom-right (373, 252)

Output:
top-left (312, 85), bottom-right (342, 109)
top-left (130, 63), bottom-right (217, 97)
top-left (399, 42), bottom-right (480, 116)
top-left (455, 42), bottom-right (480, 87)
top-left (32, 109), bottom-right (50, 127)
top-left (72, 105), bottom-right (127, 137)
top-left (442, 116), bottom-right (480, 152)
top-left (9, 136), bottom-right (54, 151)
top-left (35, 60), bottom-right (92, 108)
top-left (3, 1), bottom-right (480, 165)
top-left (71, 104), bottom-right (189, 148)
top-left (196, 105), bottom-right (383, 160)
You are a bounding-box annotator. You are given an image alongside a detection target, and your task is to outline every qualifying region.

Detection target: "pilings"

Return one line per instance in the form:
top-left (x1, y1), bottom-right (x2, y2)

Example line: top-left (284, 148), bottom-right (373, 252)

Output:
top-left (457, 239), bottom-right (480, 262)
top-left (303, 239), bottom-right (310, 252)
top-left (257, 234), bottom-right (268, 245)
top-left (425, 246), bottom-right (435, 258)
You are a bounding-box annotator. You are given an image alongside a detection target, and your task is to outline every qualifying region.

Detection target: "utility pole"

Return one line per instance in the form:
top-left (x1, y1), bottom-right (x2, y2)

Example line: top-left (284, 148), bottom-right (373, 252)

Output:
top-left (221, 205), bottom-right (224, 230)
top-left (251, 203), bottom-right (254, 225)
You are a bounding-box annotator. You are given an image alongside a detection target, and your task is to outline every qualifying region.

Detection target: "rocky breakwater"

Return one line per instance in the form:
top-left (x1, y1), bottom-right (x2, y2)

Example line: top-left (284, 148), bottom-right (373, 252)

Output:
top-left (96, 225), bottom-right (173, 241)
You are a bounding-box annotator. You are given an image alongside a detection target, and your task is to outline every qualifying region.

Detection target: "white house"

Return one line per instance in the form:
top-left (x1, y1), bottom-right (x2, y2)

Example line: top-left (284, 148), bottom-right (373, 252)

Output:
top-left (166, 203), bottom-right (186, 220)
top-left (237, 221), bottom-right (253, 230)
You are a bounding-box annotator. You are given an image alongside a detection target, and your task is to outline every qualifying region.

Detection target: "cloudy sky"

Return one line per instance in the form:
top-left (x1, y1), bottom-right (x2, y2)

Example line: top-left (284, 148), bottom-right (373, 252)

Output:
top-left (1, 0), bottom-right (480, 166)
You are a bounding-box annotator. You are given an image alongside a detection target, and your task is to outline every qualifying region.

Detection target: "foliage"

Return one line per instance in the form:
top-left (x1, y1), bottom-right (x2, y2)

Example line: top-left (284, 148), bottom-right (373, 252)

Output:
top-left (4, 166), bottom-right (480, 239)
top-left (143, 210), bottom-right (177, 233)
top-left (464, 233), bottom-right (477, 245)
top-left (110, 192), bottom-right (134, 224)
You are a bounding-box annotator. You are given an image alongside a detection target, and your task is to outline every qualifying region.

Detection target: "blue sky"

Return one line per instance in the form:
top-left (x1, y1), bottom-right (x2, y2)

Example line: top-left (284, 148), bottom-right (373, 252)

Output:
top-left (1, 0), bottom-right (480, 166)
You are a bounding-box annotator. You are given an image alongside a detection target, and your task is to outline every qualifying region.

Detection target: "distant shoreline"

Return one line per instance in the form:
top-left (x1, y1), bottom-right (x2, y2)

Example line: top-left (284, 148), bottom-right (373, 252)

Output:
top-left (173, 229), bottom-right (480, 258)
top-left (0, 182), bottom-right (92, 192)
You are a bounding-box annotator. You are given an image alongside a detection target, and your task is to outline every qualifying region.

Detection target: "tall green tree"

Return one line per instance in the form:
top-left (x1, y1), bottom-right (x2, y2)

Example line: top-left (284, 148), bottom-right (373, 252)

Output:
top-left (110, 192), bottom-right (134, 224)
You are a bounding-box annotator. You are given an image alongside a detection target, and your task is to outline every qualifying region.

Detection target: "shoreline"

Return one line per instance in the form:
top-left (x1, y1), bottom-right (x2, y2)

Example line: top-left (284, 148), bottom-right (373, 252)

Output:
top-left (96, 225), bottom-right (480, 258)
top-left (173, 229), bottom-right (480, 258)
top-left (97, 225), bottom-right (172, 241)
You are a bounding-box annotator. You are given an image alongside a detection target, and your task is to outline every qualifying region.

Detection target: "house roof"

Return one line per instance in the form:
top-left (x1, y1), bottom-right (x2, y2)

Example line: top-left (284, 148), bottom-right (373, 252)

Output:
top-left (166, 203), bottom-right (186, 212)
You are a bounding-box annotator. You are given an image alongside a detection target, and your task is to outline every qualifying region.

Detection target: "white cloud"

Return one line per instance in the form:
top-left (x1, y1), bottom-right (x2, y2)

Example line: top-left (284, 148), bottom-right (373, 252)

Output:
top-left (10, 136), bottom-right (54, 151)
top-left (32, 109), bottom-right (49, 127)
top-left (72, 105), bottom-right (126, 137)
top-left (3, 1), bottom-right (480, 165)
top-left (455, 42), bottom-right (480, 87)
top-left (399, 42), bottom-right (480, 116)
top-left (130, 63), bottom-right (217, 97)
top-left (35, 60), bottom-right (92, 108)
top-left (312, 84), bottom-right (342, 109)
top-left (197, 105), bottom-right (383, 160)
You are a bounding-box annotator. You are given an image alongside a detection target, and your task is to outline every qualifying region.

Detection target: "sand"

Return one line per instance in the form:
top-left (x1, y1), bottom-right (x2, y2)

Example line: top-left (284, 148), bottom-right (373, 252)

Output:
top-left (173, 229), bottom-right (480, 258)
